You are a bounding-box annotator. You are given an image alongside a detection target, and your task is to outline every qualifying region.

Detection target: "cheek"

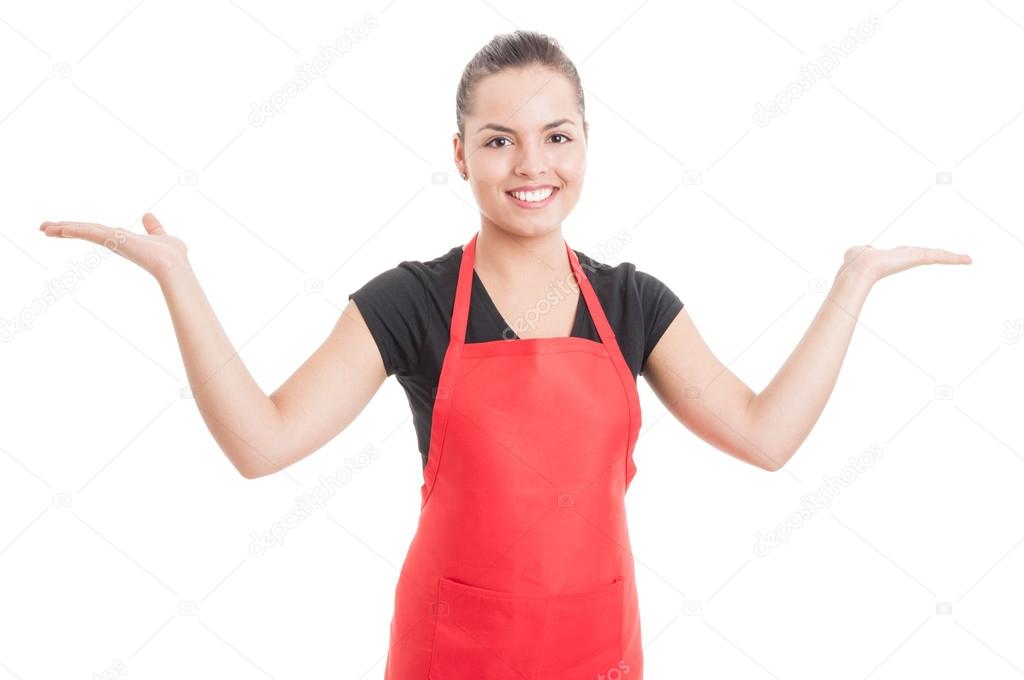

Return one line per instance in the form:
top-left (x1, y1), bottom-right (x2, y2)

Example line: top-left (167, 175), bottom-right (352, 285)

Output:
top-left (562, 152), bottom-right (586, 181)
top-left (474, 162), bottom-right (510, 189)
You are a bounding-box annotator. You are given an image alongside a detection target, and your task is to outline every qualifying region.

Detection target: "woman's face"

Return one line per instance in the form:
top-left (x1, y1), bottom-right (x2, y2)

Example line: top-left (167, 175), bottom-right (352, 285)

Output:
top-left (454, 65), bottom-right (587, 238)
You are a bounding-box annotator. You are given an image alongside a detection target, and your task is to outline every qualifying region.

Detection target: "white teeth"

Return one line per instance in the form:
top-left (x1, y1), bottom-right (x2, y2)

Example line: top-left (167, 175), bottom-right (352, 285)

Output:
top-left (510, 188), bottom-right (554, 202)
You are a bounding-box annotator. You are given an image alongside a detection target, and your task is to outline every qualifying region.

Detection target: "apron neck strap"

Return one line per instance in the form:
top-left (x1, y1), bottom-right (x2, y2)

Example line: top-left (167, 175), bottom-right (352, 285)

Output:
top-left (451, 231), bottom-right (618, 345)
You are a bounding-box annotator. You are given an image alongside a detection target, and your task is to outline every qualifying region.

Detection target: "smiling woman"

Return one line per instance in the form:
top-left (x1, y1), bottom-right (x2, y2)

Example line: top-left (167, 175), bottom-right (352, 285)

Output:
top-left (37, 24), bottom-right (972, 680)
top-left (453, 32), bottom-right (589, 241)
top-left (353, 30), bottom-right (664, 678)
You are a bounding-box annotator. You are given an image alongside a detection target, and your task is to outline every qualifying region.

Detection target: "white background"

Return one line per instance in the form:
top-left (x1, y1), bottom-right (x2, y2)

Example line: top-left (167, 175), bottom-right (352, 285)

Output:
top-left (1, 0), bottom-right (1022, 678)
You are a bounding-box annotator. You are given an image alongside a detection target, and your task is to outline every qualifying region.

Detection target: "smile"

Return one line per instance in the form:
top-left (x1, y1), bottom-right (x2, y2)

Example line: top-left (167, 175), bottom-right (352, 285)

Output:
top-left (506, 187), bottom-right (559, 208)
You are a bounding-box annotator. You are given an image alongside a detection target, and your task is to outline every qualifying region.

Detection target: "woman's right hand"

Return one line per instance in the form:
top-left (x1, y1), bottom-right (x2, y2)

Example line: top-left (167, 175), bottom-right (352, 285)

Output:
top-left (39, 212), bottom-right (188, 280)
top-left (38, 209), bottom-right (388, 478)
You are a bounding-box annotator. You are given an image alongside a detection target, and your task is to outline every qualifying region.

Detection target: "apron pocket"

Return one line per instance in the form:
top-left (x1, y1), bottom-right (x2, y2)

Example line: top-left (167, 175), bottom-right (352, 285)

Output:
top-left (427, 576), bottom-right (624, 680)
top-left (535, 576), bottom-right (624, 679)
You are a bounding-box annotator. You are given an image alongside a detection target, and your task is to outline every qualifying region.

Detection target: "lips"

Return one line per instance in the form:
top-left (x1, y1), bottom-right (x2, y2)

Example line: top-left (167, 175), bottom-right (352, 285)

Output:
top-left (506, 184), bottom-right (558, 193)
top-left (506, 186), bottom-right (558, 201)
top-left (505, 186), bottom-right (559, 208)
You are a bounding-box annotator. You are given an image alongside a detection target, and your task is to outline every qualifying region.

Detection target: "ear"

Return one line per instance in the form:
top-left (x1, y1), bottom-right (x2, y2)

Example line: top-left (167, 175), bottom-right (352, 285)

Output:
top-left (452, 133), bottom-right (467, 178)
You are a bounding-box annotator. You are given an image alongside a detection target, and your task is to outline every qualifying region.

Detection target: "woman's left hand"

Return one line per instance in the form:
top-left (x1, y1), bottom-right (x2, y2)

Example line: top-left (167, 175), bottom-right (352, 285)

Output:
top-left (838, 244), bottom-right (972, 285)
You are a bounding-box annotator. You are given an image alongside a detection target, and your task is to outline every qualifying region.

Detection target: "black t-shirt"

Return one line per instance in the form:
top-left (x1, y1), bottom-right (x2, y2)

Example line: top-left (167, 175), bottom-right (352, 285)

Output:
top-left (348, 244), bottom-right (684, 468)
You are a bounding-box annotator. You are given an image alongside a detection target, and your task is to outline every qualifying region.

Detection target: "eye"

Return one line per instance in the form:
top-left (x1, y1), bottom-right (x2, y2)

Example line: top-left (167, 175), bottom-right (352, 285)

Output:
top-left (484, 133), bottom-right (573, 148)
top-left (485, 137), bottom-right (511, 148)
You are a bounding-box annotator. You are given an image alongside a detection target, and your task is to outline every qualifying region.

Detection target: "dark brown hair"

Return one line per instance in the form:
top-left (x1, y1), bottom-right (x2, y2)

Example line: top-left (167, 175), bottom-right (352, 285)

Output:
top-left (455, 30), bottom-right (588, 142)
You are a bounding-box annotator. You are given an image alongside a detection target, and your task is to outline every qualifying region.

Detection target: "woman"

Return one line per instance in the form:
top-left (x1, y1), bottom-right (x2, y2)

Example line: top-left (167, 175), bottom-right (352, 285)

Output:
top-left (40, 29), bottom-right (970, 679)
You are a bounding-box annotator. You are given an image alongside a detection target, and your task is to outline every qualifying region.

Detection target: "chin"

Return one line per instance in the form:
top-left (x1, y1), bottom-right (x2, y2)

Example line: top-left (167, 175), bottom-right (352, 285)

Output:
top-left (502, 221), bottom-right (564, 239)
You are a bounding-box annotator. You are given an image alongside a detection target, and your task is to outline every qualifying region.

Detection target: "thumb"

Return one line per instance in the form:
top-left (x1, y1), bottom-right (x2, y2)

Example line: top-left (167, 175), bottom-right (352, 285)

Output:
top-left (142, 212), bottom-right (166, 235)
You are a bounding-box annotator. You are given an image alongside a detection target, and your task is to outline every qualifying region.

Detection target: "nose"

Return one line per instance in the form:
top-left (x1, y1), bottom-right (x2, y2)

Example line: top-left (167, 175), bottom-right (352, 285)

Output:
top-left (514, 138), bottom-right (548, 178)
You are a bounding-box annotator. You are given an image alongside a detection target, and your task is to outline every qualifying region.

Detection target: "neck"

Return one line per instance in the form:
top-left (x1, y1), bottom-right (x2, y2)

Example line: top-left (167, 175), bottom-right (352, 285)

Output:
top-left (473, 225), bottom-right (571, 286)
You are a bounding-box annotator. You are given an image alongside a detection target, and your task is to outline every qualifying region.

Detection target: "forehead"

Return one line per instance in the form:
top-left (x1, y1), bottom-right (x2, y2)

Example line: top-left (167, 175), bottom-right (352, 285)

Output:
top-left (470, 65), bottom-right (578, 129)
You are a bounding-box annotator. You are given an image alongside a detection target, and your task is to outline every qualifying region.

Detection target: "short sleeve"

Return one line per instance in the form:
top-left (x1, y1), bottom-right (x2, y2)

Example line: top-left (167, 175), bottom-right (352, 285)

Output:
top-left (348, 265), bottom-right (429, 377)
top-left (636, 270), bottom-right (684, 374)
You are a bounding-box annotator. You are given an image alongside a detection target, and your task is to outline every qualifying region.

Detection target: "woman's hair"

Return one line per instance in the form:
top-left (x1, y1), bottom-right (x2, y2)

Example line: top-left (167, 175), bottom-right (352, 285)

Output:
top-left (456, 30), bottom-right (588, 142)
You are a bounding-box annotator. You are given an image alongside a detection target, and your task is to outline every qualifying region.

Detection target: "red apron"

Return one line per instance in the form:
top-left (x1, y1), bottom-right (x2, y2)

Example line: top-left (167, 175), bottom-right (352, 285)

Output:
top-left (383, 231), bottom-right (644, 679)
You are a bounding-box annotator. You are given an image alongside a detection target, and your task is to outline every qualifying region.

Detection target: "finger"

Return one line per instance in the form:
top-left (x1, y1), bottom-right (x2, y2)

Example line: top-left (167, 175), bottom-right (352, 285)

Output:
top-left (922, 247), bottom-right (972, 265)
top-left (946, 250), bottom-right (972, 264)
top-left (142, 212), bottom-right (166, 235)
top-left (40, 220), bottom-right (108, 234)
top-left (41, 221), bottom-right (102, 240)
top-left (40, 221), bottom-right (94, 238)
top-left (40, 221), bottom-right (129, 251)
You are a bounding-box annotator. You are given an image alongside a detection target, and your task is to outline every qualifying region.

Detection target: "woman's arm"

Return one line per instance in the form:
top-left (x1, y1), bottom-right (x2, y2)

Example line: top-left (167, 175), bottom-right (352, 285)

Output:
top-left (643, 244), bottom-right (971, 472)
top-left (159, 262), bottom-right (386, 478)
top-left (40, 214), bottom-right (387, 479)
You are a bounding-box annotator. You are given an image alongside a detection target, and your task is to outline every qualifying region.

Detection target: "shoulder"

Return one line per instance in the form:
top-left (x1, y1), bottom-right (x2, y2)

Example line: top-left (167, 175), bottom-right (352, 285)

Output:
top-left (347, 245), bottom-right (462, 376)
top-left (350, 245), bottom-right (461, 299)
top-left (572, 248), bottom-right (677, 301)
top-left (573, 248), bottom-right (631, 287)
top-left (572, 246), bottom-right (684, 375)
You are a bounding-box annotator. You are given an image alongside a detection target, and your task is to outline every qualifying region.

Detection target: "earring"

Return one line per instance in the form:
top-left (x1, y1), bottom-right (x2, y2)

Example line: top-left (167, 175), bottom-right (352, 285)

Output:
top-left (461, 171), bottom-right (468, 180)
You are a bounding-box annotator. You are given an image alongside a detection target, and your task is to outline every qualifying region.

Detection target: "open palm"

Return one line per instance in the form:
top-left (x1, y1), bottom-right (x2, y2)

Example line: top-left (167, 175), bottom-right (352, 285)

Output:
top-left (840, 244), bottom-right (972, 283)
top-left (39, 213), bottom-right (187, 278)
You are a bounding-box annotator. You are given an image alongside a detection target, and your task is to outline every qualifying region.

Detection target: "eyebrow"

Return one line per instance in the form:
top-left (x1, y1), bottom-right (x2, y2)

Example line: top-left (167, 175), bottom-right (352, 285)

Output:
top-left (477, 118), bottom-right (576, 134)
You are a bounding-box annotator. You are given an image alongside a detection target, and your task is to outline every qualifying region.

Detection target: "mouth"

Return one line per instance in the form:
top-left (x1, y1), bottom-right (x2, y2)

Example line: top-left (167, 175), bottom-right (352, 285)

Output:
top-left (505, 186), bottom-right (559, 209)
